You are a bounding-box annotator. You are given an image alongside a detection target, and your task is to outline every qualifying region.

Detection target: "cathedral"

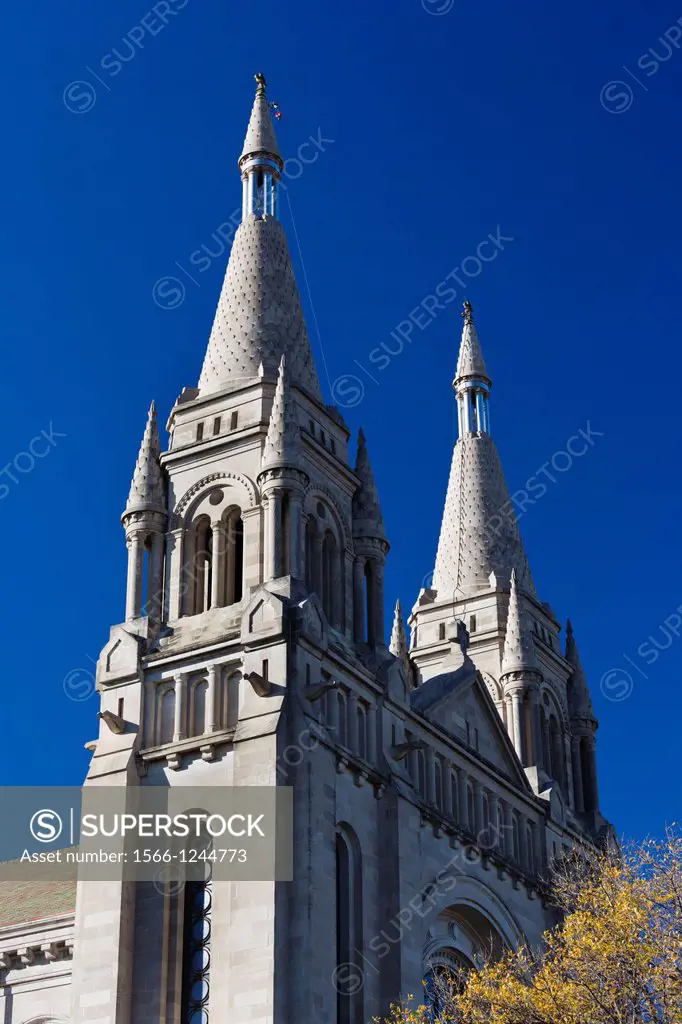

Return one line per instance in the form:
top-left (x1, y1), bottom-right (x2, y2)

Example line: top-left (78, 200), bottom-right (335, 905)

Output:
top-left (0, 75), bottom-right (611, 1024)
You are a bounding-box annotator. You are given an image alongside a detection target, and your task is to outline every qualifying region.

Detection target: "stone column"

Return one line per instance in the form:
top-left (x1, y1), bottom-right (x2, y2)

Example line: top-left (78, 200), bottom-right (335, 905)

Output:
top-left (530, 686), bottom-right (542, 767)
top-left (571, 736), bottom-right (584, 813)
top-left (288, 492), bottom-right (303, 578)
top-left (210, 522), bottom-right (223, 609)
top-left (263, 492), bottom-right (277, 581)
top-left (206, 665), bottom-right (218, 733)
top-left (506, 687), bottom-right (524, 762)
top-left (125, 531), bottom-right (143, 620)
top-left (173, 672), bottom-right (187, 742)
top-left (564, 732), bottom-right (575, 809)
top-left (353, 557), bottom-right (365, 643)
top-left (503, 801), bottom-right (514, 859)
top-left (150, 533), bottom-right (165, 622)
top-left (373, 560), bottom-right (386, 646)
top-left (542, 715), bottom-right (551, 774)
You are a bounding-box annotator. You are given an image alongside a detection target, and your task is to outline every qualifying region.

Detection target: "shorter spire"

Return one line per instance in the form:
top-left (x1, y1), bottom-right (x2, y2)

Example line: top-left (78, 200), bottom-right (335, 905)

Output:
top-left (261, 356), bottom-right (299, 469)
top-left (565, 619), bottom-right (596, 722)
top-left (123, 402), bottom-right (165, 518)
top-left (501, 569), bottom-right (539, 677)
top-left (240, 72), bottom-right (282, 167)
top-left (352, 429), bottom-right (385, 537)
top-left (456, 301), bottom-right (490, 385)
top-left (390, 599), bottom-right (409, 660)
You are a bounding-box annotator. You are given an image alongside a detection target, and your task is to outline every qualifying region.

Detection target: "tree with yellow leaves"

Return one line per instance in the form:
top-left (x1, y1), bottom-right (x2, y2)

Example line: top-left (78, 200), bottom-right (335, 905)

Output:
top-left (379, 829), bottom-right (682, 1024)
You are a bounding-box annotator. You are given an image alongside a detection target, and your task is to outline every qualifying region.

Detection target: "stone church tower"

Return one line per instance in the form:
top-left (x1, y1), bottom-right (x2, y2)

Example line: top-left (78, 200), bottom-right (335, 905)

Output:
top-left (0, 75), bottom-right (610, 1024)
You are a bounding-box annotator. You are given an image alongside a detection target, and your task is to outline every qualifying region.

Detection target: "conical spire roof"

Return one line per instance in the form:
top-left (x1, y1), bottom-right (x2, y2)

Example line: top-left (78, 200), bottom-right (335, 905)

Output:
top-left (240, 73), bottom-right (282, 165)
top-left (124, 402), bottom-right (165, 517)
top-left (501, 570), bottom-right (539, 677)
top-left (565, 620), bottom-right (596, 722)
top-left (352, 429), bottom-right (385, 538)
top-left (261, 356), bottom-right (299, 469)
top-left (456, 301), bottom-right (489, 382)
top-left (390, 599), bottom-right (409, 660)
top-left (197, 75), bottom-right (321, 399)
top-left (432, 434), bottom-right (534, 599)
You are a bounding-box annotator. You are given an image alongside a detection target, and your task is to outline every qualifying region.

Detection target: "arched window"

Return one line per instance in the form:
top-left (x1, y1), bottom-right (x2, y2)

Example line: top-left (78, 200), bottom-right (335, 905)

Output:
top-left (580, 737), bottom-right (594, 812)
top-left (322, 530), bottom-right (338, 625)
top-left (416, 748), bottom-right (427, 797)
top-left (424, 950), bottom-right (471, 1019)
top-left (356, 702), bottom-right (367, 759)
top-left (364, 561), bottom-right (375, 645)
top-left (157, 686), bottom-right (175, 745)
top-left (336, 825), bottom-right (363, 1024)
top-left (450, 769), bottom-right (459, 821)
top-left (337, 690), bottom-right (348, 747)
top-left (189, 677), bottom-right (208, 737)
top-left (222, 508), bottom-right (243, 606)
top-left (481, 791), bottom-right (490, 846)
top-left (189, 516), bottom-right (212, 615)
top-left (434, 758), bottom-right (443, 810)
top-left (549, 716), bottom-right (564, 788)
top-left (526, 823), bottom-right (536, 874)
top-left (218, 670), bottom-right (241, 731)
top-left (180, 843), bottom-right (212, 1023)
top-left (512, 814), bottom-right (520, 862)
top-left (466, 784), bottom-right (475, 835)
top-left (305, 517), bottom-right (320, 595)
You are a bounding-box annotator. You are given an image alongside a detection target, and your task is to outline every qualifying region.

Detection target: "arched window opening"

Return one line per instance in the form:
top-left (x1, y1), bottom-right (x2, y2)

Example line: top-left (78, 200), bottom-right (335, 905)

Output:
top-left (527, 824), bottom-right (536, 874)
top-left (337, 690), bottom-right (348, 747)
top-left (540, 706), bottom-right (550, 773)
top-left (190, 516), bottom-right (212, 615)
top-left (364, 561), bottom-right (375, 646)
top-left (466, 784), bottom-right (475, 834)
top-left (580, 738), bottom-right (594, 812)
top-left (281, 493), bottom-right (291, 576)
top-left (512, 814), bottom-right (520, 862)
top-left (336, 826), bottom-right (363, 1024)
top-left (424, 952), bottom-right (470, 1020)
top-left (416, 748), bottom-right (427, 797)
top-left (356, 702), bottom-right (367, 759)
top-left (434, 758), bottom-right (443, 810)
top-left (481, 792), bottom-right (490, 845)
top-left (450, 770), bottom-right (459, 821)
top-left (190, 678), bottom-right (208, 737)
top-left (180, 836), bottom-right (212, 1024)
top-left (322, 530), bottom-right (337, 625)
top-left (549, 716), bottom-right (564, 788)
top-left (222, 510), bottom-right (244, 606)
top-left (157, 686), bottom-right (175, 745)
top-left (305, 517), bottom-right (319, 595)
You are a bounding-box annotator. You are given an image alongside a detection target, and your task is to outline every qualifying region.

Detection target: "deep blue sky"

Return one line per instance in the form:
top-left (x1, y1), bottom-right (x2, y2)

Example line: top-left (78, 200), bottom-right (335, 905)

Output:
top-left (2, 0), bottom-right (680, 839)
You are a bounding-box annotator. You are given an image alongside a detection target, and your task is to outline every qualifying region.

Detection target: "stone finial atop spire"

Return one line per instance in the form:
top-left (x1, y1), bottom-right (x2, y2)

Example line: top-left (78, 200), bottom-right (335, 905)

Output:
top-left (261, 356), bottom-right (299, 469)
top-left (565, 619), bottom-right (596, 722)
top-left (123, 402), bottom-right (165, 518)
top-left (390, 599), bottom-right (409, 660)
top-left (352, 428), bottom-right (385, 538)
top-left (240, 72), bottom-right (282, 166)
top-left (456, 301), bottom-right (490, 384)
top-left (501, 569), bottom-right (539, 677)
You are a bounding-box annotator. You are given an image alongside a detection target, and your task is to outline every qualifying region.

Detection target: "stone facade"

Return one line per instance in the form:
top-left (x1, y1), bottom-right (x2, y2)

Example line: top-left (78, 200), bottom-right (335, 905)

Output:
top-left (0, 74), bottom-right (611, 1024)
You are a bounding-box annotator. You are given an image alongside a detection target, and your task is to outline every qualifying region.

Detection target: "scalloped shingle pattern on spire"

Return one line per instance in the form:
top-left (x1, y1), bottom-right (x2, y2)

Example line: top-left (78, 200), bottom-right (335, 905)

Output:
top-left (125, 402), bottom-right (165, 515)
top-left (197, 217), bottom-right (322, 398)
top-left (432, 435), bottom-right (535, 599)
top-left (501, 569), bottom-right (539, 676)
top-left (456, 319), bottom-right (489, 382)
top-left (352, 429), bottom-right (385, 537)
top-left (240, 82), bottom-right (281, 162)
top-left (262, 356), bottom-right (299, 469)
top-left (565, 620), bottom-right (596, 721)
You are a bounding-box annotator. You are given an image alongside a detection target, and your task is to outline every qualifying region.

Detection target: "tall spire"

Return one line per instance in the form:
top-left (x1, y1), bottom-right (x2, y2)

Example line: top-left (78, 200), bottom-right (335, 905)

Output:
top-left (565, 619), bottom-right (596, 722)
top-left (432, 304), bottom-right (534, 599)
top-left (501, 570), bottom-right (539, 677)
top-left (261, 356), bottom-right (299, 469)
top-left (123, 402), bottom-right (165, 517)
top-left (197, 74), bottom-right (322, 400)
top-left (352, 429), bottom-right (385, 538)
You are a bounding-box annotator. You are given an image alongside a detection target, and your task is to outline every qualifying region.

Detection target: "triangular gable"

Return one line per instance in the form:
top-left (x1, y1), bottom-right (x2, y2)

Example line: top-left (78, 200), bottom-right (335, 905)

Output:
top-left (411, 661), bottom-right (530, 790)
